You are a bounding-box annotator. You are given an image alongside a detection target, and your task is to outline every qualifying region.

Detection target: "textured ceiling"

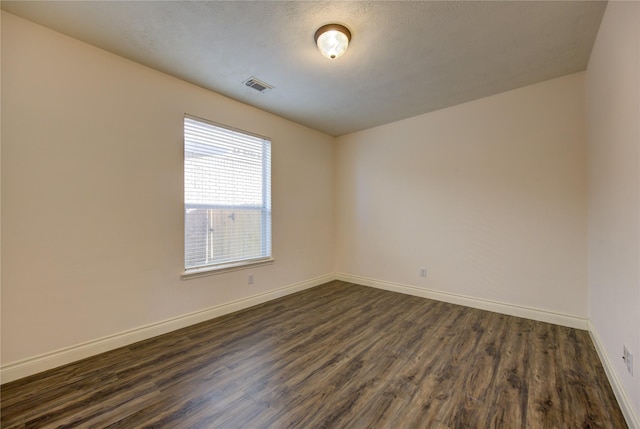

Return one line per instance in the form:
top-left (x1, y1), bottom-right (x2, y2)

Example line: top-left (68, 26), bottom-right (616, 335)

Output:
top-left (1, 1), bottom-right (607, 136)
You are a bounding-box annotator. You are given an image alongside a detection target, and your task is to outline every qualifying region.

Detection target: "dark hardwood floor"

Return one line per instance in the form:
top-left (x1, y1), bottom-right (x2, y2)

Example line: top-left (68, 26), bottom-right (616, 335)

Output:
top-left (1, 281), bottom-right (627, 428)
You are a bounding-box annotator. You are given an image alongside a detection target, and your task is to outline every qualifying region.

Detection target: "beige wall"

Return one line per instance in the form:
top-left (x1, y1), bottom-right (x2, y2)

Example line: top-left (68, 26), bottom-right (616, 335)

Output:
top-left (335, 73), bottom-right (588, 318)
top-left (586, 0), bottom-right (640, 418)
top-left (1, 12), bottom-right (334, 365)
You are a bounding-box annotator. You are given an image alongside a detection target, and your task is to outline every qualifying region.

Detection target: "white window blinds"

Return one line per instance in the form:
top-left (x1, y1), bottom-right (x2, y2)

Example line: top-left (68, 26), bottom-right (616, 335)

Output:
top-left (184, 115), bottom-right (271, 271)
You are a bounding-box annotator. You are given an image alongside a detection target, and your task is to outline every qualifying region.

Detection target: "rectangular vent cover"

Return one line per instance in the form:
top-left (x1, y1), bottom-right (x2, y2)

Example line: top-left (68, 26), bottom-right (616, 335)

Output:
top-left (244, 77), bottom-right (274, 93)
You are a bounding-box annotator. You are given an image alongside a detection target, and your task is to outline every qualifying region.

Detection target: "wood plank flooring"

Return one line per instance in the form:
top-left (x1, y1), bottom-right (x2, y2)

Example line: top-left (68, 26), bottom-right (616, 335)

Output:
top-left (1, 281), bottom-right (627, 428)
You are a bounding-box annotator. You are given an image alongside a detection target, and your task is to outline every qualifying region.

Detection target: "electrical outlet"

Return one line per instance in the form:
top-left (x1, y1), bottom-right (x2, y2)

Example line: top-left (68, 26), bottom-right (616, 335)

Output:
top-left (623, 345), bottom-right (634, 376)
top-left (248, 274), bottom-right (254, 285)
top-left (420, 267), bottom-right (427, 277)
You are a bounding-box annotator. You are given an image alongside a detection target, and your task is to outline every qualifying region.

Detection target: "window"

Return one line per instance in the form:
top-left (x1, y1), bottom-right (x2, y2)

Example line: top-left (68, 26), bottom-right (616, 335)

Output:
top-left (184, 115), bottom-right (272, 275)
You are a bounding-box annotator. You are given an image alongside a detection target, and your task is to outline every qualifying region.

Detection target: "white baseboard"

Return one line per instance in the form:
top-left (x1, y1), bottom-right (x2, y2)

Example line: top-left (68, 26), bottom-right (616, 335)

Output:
top-left (336, 273), bottom-right (588, 330)
top-left (0, 273), bottom-right (336, 384)
top-left (4, 271), bottom-right (635, 428)
top-left (589, 321), bottom-right (640, 429)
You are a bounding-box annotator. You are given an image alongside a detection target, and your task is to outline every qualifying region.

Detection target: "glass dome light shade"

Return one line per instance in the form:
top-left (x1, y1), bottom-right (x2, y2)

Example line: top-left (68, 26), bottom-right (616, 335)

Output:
top-left (314, 24), bottom-right (351, 59)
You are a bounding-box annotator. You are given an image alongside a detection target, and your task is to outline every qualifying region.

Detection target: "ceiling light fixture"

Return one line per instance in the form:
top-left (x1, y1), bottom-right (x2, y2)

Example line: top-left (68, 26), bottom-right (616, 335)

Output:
top-left (314, 24), bottom-right (351, 59)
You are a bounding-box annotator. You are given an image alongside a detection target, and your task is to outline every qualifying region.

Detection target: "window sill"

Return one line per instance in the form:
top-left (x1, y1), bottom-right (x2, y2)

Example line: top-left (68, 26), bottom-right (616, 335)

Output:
top-left (181, 258), bottom-right (275, 280)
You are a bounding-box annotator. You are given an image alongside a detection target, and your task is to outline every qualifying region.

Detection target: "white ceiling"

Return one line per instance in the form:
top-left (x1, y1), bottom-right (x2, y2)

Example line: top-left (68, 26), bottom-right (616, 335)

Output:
top-left (1, 1), bottom-right (607, 137)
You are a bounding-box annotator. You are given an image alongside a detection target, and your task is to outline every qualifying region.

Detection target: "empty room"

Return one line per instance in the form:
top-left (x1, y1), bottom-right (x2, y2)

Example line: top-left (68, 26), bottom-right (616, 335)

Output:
top-left (1, 1), bottom-right (639, 428)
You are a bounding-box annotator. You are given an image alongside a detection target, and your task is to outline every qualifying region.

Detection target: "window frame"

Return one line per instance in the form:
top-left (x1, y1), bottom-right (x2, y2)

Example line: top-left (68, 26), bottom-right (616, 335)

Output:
top-left (181, 114), bottom-right (274, 280)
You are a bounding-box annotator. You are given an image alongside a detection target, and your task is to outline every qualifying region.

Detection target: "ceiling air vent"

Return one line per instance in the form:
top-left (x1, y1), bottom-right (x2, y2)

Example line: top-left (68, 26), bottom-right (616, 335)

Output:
top-left (243, 77), bottom-right (274, 93)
